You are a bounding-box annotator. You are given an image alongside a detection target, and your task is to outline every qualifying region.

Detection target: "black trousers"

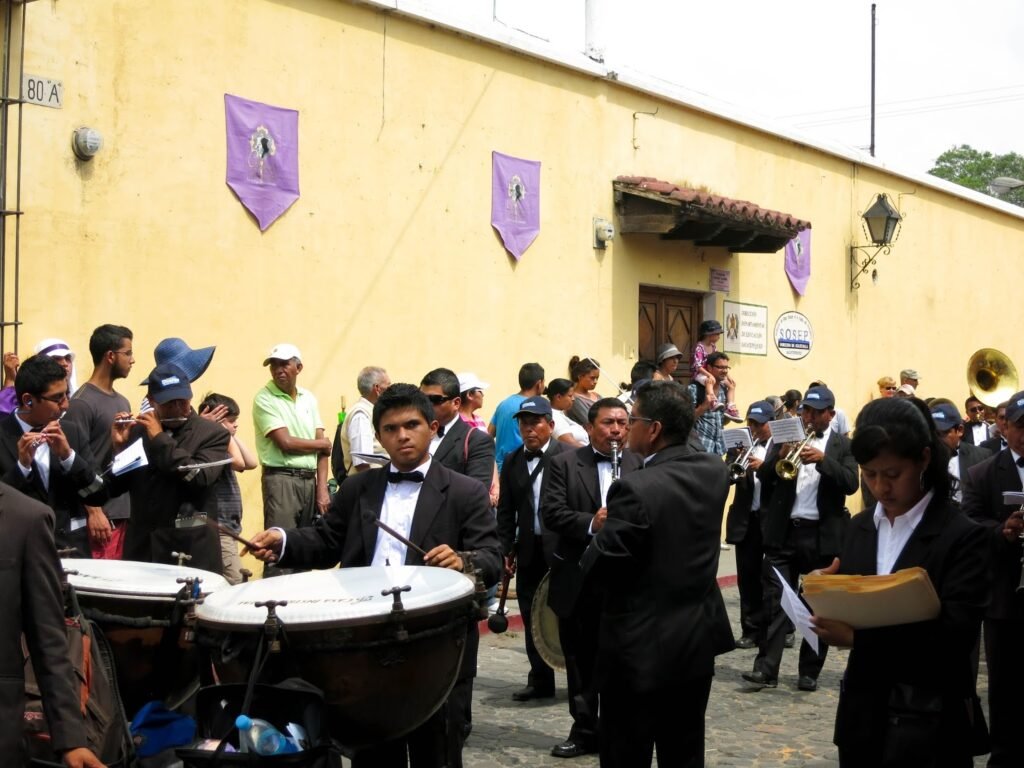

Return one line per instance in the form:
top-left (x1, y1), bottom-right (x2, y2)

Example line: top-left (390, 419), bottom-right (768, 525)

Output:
top-left (983, 611), bottom-right (1024, 767)
top-left (559, 594), bottom-right (602, 748)
top-left (734, 510), bottom-right (765, 637)
top-left (516, 552), bottom-right (555, 691)
top-left (755, 521), bottom-right (831, 680)
top-left (600, 675), bottom-right (712, 768)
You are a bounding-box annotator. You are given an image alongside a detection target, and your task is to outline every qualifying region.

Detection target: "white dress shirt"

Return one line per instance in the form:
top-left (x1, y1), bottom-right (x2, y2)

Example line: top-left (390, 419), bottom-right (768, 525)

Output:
top-left (947, 452), bottom-right (963, 504)
top-left (873, 490), bottom-right (932, 575)
top-left (750, 440), bottom-right (770, 511)
top-left (526, 440), bottom-right (551, 534)
top-left (791, 426), bottom-right (831, 521)
top-left (429, 414), bottom-right (461, 456)
top-left (371, 458), bottom-right (433, 567)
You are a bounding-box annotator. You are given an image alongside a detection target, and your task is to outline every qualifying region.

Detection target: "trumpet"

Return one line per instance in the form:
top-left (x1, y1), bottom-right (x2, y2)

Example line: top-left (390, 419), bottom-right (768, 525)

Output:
top-left (610, 439), bottom-right (622, 480)
top-left (776, 426), bottom-right (815, 480)
top-left (728, 445), bottom-right (754, 482)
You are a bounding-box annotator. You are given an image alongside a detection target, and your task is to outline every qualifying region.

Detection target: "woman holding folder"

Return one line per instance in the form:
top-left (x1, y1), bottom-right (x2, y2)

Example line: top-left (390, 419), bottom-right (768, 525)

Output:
top-left (811, 397), bottom-right (990, 767)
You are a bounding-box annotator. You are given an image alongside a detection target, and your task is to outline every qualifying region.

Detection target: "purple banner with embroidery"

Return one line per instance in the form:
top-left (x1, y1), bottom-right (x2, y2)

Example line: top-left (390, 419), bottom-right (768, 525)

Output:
top-left (224, 94), bottom-right (299, 231)
top-left (784, 229), bottom-right (811, 295)
top-left (491, 151), bottom-right (540, 260)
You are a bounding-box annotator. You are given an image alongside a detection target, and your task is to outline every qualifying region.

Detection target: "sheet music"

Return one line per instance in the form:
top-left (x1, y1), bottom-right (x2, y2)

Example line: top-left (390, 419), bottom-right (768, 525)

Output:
top-left (768, 418), bottom-right (806, 443)
top-left (772, 566), bottom-right (819, 654)
top-left (722, 427), bottom-right (752, 451)
top-left (111, 438), bottom-right (148, 476)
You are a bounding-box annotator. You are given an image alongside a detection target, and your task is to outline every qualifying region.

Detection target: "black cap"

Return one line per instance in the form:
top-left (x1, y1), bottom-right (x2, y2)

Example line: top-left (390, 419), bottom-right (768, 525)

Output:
top-left (930, 403), bottom-right (962, 432)
top-left (801, 385), bottom-right (835, 410)
top-left (514, 397), bottom-right (553, 418)
top-left (1005, 391), bottom-right (1024, 425)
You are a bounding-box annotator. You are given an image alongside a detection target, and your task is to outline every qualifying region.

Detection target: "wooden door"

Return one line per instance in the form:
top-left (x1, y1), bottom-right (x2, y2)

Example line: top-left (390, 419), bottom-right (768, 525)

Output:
top-left (638, 286), bottom-right (704, 385)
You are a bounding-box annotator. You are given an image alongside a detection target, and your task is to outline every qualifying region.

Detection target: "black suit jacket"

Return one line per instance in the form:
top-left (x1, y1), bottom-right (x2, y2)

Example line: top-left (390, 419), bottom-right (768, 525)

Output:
top-left (539, 445), bottom-right (642, 616)
top-left (495, 440), bottom-right (568, 569)
top-left (961, 421), bottom-right (990, 447)
top-left (580, 444), bottom-right (734, 691)
top-left (280, 462), bottom-right (502, 681)
top-left (0, 414), bottom-right (107, 555)
top-left (725, 443), bottom-right (766, 544)
top-left (758, 430), bottom-right (858, 555)
top-left (0, 483), bottom-right (87, 757)
top-left (433, 418), bottom-right (495, 491)
top-left (979, 436), bottom-right (1005, 455)
top-left (956, 441), bottom-right (991, 485)
top-left (962, 449), bottom-right (1022, 619)
top-left (833, 497), bottom-right (989, 756)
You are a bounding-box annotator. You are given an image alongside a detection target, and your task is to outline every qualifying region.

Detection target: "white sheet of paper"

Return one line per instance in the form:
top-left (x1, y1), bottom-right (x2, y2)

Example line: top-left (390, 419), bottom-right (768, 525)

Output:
top-left (768, 418), bottom-right (806, 443)
top-left (1001, 491), bottom-right (1024, 506)
top-left (772, 566), bottom-right (819, 654)
top-left (111, 438), bottom-right (148, 476)
top-left (722, 427), bottom-right (752, 450)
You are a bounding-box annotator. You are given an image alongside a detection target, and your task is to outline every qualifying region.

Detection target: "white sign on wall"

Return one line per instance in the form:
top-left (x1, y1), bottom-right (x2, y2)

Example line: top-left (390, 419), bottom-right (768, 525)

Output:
top-left (774, 311), bottom-right (813, 360)
top-left (723, 300), bottom-right (768, 356)
top-left (709, 268), bottom-right (731, 293)
top-left (22, 74), bottom-right (62, 109)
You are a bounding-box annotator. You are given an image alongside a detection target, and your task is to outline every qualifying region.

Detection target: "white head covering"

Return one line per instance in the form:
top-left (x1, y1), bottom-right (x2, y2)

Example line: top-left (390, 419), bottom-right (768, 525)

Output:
top-left (34, 337), bottom-right (77, 395)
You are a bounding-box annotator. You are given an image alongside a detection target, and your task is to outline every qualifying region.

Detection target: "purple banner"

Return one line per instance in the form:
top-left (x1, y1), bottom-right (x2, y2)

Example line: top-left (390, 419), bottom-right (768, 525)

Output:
top-left (491, 151), bottom-right (540, 260)
top-left (784, 229), bottom-right (812, 296)
top-left (224, 94), bottom-right (299, 231)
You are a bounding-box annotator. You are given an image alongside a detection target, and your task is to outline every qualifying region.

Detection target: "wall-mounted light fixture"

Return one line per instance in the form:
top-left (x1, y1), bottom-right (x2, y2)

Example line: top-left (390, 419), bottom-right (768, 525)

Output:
top-left (72, 127), bottom-right (103, 161)
top-left (850, 193), bottom-right (901, 290)
top-left (593, 217), bottom-right (615, 249)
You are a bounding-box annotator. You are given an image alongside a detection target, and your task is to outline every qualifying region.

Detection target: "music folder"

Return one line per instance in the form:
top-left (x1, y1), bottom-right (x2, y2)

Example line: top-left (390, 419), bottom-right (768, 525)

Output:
top-left (801, 567), bottom-right (940, 629)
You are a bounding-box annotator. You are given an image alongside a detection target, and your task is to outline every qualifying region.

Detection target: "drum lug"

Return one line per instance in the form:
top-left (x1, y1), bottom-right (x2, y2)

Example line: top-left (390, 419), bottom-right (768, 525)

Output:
top-left (254, 600), bottom-right (289, 653)
top-left (460, 551), bottom-right (490, 620)
top-left (171, 551), bottom-right (193, 567)
top-left (239, 568), bottom-right (252, 583)
top-left (176, 576), bottom-right (204, 642)
top-left (381, 585), bottom-right (412, 642)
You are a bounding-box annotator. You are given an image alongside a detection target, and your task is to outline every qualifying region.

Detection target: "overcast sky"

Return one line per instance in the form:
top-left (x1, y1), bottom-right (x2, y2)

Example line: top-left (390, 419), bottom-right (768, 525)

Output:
top-left (428, 0), bottom-right (1024, 175)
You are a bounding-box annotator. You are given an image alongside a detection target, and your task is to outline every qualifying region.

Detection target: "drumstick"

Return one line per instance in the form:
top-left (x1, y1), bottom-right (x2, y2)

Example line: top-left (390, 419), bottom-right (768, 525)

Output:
top-left (205, 519), bottom-right (265, 552)
top-left (373, 518), bottom-right (428, 558)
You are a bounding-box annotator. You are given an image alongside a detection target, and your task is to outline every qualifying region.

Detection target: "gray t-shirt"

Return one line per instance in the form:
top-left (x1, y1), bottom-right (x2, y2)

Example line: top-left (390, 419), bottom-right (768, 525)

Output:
top-left (64, 382), bottom-right (131, 520)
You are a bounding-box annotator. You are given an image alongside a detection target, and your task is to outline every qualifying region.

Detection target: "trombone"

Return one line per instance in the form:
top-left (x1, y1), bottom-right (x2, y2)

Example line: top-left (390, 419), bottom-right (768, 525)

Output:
top-left (776, 426), bottom-right (814, 480)
top-left (728, 445), bottom-right (754, 482)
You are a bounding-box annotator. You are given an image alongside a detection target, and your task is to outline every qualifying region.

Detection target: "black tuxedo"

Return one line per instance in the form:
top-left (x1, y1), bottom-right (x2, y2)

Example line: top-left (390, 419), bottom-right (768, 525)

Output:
top-left (962, 449), bottom-right (1024, 767)
top-left (281, 462), bottom-right (501, 768)
top-left (432, 418), bottom-right (495, 491)
top-left (979, 436), bottom-right (1006, 455)
top-left (753, 428), bottom-right (858, 683)
top-left (495, 439), bottom-right (568, 692)
top-left (581, 443), bottom-right (733, 766)
top-left (539, 444), bottom-right (641, 750)
top-left (0, 414), bottom-right (107, 556)
top-left (833, 497), bottom-right (989, 765)
top-left (962, 421), bottom-right (990, 447)
top-left (725, 442), bottom-right (768, 638)
top-left (953, 441), bottom-right (991, 502)
top-left (0, 483), bottom-right (88, 760)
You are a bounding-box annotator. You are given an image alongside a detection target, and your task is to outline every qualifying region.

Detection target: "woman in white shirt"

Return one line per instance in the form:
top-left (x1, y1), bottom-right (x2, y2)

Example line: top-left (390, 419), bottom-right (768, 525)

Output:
top-left (545, 378), bottom-right (589, 448)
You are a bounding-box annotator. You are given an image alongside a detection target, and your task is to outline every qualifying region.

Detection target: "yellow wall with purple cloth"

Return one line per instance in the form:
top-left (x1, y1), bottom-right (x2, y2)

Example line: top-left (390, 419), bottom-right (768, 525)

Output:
top-left (5, 0), bottom-right (1024, 548)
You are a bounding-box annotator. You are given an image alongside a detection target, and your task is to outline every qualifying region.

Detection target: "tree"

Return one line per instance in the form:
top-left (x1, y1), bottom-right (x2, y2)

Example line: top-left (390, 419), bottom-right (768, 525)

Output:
top-left (927, 145), bottom-right (1024, 208)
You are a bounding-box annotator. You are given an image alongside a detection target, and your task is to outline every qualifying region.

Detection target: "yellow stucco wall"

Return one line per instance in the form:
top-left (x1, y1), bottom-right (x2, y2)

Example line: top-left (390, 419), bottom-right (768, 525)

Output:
top-left (4, 0), bottom-right (1023, 546)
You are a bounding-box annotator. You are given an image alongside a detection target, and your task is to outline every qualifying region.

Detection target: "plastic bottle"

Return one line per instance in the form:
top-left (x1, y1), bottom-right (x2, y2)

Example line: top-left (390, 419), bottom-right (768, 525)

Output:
top-left (234, 715), bottom-right (299, 755)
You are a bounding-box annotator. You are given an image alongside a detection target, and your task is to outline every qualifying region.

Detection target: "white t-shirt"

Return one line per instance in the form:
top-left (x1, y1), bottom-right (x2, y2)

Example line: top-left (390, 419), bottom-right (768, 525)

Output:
top-left (552, 410), bottom-right (589, 445)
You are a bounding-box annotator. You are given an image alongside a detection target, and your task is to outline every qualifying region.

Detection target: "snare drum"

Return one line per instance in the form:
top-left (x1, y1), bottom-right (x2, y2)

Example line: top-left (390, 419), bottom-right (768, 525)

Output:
top-left (195, 565), bottom-right (477, 749)
top-left (63, 559), bottom-right (230, 716)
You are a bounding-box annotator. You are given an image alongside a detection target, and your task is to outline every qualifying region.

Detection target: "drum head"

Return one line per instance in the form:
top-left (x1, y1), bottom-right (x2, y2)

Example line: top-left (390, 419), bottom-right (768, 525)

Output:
top-left (531, 571), bottom-right (565, 671)
top-left (62, 558), bottom-right (230, 601)
top-left (196, 565), bottom-right (475, 631)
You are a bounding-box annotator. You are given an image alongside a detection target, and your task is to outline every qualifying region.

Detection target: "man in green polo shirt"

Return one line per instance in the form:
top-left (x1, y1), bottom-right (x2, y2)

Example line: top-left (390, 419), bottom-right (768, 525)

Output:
top-left (252, 344), bottom-right (331, 553)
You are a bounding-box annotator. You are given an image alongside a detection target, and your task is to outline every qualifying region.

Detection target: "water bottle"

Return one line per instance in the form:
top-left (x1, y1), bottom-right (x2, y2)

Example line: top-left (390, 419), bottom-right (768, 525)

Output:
top-left (234, 715), bottom-right (299, 755)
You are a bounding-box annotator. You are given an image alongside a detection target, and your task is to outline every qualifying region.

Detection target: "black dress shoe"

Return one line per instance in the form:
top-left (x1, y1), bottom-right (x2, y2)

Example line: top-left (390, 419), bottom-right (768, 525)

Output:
top-left (512, 685), bottom-right (555, 701)
top-left (797, 675), bottom-right (818, 692)
top-left (735, 635), bottom-right (757, 649)
top-left (551, 740), bottom-right (593, 758)
top-left (784, 632), bottom-right (796, 648)
top-left (741, 670), bottom-right (778, 688)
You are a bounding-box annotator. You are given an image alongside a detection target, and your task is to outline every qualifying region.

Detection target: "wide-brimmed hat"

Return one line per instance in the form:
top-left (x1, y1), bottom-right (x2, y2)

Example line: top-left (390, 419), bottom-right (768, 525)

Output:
top-left (142, 338), bottom-right (215, 383)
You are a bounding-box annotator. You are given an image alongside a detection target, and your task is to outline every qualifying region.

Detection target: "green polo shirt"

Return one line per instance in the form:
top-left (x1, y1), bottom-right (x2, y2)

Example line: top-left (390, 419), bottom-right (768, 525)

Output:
top-left (252, 381), bottom-right (324, 470)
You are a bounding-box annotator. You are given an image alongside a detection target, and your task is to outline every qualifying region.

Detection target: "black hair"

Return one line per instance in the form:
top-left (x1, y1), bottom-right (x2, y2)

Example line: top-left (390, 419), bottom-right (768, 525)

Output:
top-left (200, 392), bottom-right (240, 419)
top-left (964, 394), bottom-right (982, 409)
top-left (568, 355), bottom-right (599, 383)
top-left (543, 378), bottom-right (574, 399)
top-left (372, 383), bottom-right (435, 432)
top-left (782, 389), bottom-right (802, 408)
top-left (706, 351), bottom-right (729, 369)
top-left (634, 380), bottom-right (695, 445)
top-left (420, 368), bottom-right (460, 399)
top-left (88, 324), bottom-right (133, 365)
top-left (851, 397), bottom-right (950, 498)
top-left (518, 363), bottom-right (545, 390)
top-left (630, 360), bottom-right (657, 385)
top-left (15, 355), bottom-right (67, 400)
top-left (587, 396), bottom-right (628, 425)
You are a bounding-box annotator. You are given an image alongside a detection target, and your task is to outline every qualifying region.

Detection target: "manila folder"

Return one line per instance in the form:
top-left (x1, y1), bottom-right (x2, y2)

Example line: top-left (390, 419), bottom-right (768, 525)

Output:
top-left (802, 567), bottom-right (940, 629)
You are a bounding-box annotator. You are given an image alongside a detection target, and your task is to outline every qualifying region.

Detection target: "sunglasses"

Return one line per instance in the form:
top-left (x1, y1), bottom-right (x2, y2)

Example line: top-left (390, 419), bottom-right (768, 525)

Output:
top-left (426, 394), bottom-right (454, 405)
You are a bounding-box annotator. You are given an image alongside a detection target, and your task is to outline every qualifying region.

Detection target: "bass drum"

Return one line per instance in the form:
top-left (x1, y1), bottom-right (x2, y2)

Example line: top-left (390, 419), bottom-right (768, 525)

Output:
top-left (195, 565), bottom-right (478, 750)
top-left (63, 558), bottom-right (230, 717)
top-left (531, 571), bottom-right (565, 671)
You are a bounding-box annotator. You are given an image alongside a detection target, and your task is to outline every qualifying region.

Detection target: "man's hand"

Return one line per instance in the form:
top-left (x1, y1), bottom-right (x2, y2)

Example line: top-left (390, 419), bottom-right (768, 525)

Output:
top-left (110, 411), bottom-right (134, 452)
top-left (3, 351), bottom-right (19, 387)
top-left (41, 420), bottom-right (72, 461)
top-left (747, 457), bottom-right (764, 472)
top-left (423, 544), bottom-right (464, 571)
top-left (62, 746), bottom-right (106, 768)
top-left (502, 554), bottom-right (516, 579)
top-left (86, 506), bottom-right (113, 546)
top-left (316, 484), bottom-right (330, 516)
top-left (136, 410), bottom-right (163, 439)
top-left (1002, 509), bottom-right (1024, 543)
top-left (799, 445), bottom-right (825, 465)
top-left (810, 557), bottom-right (841, 578)
top-left (811, 616), bottom-right (855, 648)
top-left (244, 529), bottom-right (283, 561)
top-left (592, 506), bottom-right (608, 532)
top-left (17, 431), bottom-right (41, 468)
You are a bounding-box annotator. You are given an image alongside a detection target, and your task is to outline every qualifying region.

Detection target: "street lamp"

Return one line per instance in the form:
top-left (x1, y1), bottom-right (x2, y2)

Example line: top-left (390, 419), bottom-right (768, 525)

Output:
top-left (850, 193), bottom-right (902, 290)
top-left (988, 176), bottom-right (1024, 196)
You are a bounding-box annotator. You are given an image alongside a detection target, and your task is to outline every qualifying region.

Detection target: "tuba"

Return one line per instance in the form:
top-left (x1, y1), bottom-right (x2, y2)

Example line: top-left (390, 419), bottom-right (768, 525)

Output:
top-left (967, 348), bottom-right (1018, 408)
top-left (776, 426), bottom-right (815, 480)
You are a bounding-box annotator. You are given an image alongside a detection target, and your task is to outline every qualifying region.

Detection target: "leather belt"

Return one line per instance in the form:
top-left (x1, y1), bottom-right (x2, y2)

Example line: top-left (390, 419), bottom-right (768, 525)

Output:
top-left (789, 518), bottom-right (819, 527)
top-left (263, 466), bottom-right (316, 478)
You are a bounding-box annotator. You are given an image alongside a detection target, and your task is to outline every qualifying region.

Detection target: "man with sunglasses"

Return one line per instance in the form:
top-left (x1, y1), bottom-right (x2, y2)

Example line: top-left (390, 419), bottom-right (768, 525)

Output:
top-left (420, 368), bottom-right (495, 491)
top-left (0, 354), bottom-right (107, 556)
top-left (962, 395), bottom-right (991, 446)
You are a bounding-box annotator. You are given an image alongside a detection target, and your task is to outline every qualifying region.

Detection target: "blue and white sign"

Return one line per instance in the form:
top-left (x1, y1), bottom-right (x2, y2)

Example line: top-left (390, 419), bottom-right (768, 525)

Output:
top-left (774, 311), bottom-right (813, 360)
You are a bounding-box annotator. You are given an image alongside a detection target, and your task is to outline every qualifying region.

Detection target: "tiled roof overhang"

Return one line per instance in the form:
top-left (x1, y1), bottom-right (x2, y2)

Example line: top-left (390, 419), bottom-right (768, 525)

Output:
top-left (614, 176), bottom-right (811, 253)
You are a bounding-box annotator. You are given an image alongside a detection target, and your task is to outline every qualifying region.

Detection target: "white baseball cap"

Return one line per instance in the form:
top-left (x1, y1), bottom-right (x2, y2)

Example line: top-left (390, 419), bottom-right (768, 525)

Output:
top-left (263, 343), bottom-right (302, 366)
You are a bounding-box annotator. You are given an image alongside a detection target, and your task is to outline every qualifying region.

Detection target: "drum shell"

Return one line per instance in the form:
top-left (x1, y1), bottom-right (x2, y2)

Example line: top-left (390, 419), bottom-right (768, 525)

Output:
top-left (198, 592), bottom-right (475, 749)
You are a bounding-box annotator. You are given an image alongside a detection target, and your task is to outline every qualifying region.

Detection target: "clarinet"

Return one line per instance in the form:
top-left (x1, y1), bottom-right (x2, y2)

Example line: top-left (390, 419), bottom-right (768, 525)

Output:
top-left (610, 439), bottom-right (621, 481)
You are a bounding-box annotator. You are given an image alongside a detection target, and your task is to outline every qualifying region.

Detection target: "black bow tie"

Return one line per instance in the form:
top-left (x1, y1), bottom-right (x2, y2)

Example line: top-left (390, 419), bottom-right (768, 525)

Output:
top-left (593, 452), bottom-right (611, 463)
top-left (1016, 457), bottom-right (1024, 469)
top-left (387, 470), bottom-right (424, 484)
top-left (524, 450), bottom-right (544, 461)
top-left (436, 425), bottom-right (446, 438)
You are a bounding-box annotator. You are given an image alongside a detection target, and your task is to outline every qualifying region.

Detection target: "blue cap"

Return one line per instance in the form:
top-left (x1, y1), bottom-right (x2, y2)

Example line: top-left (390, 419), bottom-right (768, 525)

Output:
top-left (745, 400), bottom-right (775, 424)
top-left (514, 397), bottom-right (553, 418)
top-left (801, 386), bottom-right (835, 410)
top-left (143, 363), bottom-right (193, 404)
top-left (1005, 391), bottom-right (1024, 425)
top-left (930, 403), bottom-right (962, 432)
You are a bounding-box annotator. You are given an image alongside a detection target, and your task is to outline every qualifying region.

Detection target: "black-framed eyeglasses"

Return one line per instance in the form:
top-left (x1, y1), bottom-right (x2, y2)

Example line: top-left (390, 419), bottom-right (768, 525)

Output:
top-left (37, 391), bottom-right (69, 405)
top-left (426, 394), bottom-right (454, 405)
top-left (712, 365), bottom-right (731, 371)
top-left (628, 415), bottom-right (654, 425)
